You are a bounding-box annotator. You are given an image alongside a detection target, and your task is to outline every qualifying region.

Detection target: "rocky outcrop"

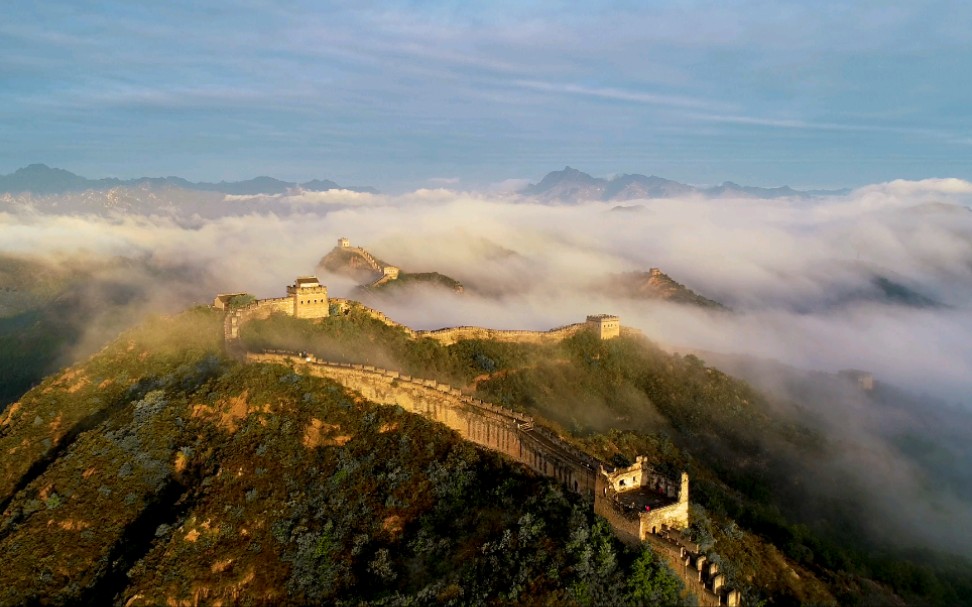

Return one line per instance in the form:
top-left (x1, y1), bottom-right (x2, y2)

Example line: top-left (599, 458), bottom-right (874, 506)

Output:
top-left (603, 268), bottom-right (726, 309)
top-left (317, 242), bottom-right (463, 293)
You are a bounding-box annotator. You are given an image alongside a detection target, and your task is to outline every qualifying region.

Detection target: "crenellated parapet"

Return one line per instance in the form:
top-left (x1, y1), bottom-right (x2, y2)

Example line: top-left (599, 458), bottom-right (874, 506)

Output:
top-left (218, 279), bottom-right (741, 604)
top-left (595, 457), bottom-right (689, 539)
top-left (246, 350), bottom-right (598, 494)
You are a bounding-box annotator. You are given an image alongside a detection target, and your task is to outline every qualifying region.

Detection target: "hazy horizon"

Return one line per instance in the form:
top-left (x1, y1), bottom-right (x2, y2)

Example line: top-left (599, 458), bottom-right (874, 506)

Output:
top-left (3, 177), bottom-right (971, 405)
top-left (4, 1), bottom-right (971, 190)
top-left (0, 161), bottom-right (862, 195)
top-left (4, 3), bottom-right (972, 603)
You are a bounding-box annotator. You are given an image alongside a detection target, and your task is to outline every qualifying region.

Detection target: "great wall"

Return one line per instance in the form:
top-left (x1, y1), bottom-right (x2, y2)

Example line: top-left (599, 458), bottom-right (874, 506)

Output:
top-left (335, 236), bottom-right (402, 288)
top-left (216, 273), bottom-right (741, 606)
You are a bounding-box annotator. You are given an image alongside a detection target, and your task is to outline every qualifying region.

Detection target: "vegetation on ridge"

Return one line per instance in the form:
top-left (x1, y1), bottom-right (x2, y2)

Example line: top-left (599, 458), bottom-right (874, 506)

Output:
top-left (242, 309), bottom-right (972, 606)
top-left (318, 245), bottom-right (465, 294)
top-left (0, 309), bottom-right (683, 606)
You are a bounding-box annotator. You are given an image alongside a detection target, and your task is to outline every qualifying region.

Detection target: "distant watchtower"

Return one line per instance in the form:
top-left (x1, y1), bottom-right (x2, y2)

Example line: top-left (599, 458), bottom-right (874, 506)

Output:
top-left (338, 237), bottom-right (351, 248)
top-left (839, 369), bottom-right (875, 392)
top-left (587, 314), bottom-right (620, 340)
top-left (287, 276), bottom-right (330, 319)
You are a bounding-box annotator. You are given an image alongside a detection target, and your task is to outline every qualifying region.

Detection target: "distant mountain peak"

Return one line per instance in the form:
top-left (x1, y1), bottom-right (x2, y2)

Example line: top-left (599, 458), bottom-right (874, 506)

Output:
top-left (523, 168), bottom-right (844, 203)
top-left (521, 167), bottom-right (605, 201)
top-left (18, 163), bottom-right (54, 172)
top-left (300, 178), bottom-right (340, 192)
top-left (0, 165), bottom-right (375, 197)
top-left (601, 267), bottom-right (727, 309)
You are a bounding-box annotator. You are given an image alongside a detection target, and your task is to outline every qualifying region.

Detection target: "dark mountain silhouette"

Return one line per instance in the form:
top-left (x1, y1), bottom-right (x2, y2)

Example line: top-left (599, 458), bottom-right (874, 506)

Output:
top-left (522, 167), bottom-right (848, 203)
top-left (299, 178), bottom-right (340, 191)
top-left (0, 164), bottom-right (377, 196)
top-left (521, 166), bottom-right (607, 201)
top-left (869, 276), bottom-right (942, 309)
top-left (0, 164), bottom-right (102, 195)
top-left (704, 181), bottom-right (800, 199)
top-left (193, 176), bottom-right (294, 195)
top-left (603, 174), bottom-right (695, 200)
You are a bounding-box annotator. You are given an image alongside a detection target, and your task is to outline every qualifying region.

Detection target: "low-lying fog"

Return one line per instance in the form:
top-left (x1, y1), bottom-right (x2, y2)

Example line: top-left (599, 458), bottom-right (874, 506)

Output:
top-left (4, 178), bottom-right (972, 557)
top-left (4, 178), bottom-right (970, 405)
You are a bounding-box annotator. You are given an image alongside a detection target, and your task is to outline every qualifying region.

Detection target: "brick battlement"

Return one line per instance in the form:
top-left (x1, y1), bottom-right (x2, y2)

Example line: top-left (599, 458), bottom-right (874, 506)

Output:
top-left (217, 277), bottom-right (740, 605)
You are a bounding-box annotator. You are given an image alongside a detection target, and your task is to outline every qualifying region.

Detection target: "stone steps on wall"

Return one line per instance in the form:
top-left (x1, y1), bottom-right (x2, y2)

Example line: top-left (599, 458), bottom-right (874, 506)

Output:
top-left (356, 248), bottom-right (383, 273)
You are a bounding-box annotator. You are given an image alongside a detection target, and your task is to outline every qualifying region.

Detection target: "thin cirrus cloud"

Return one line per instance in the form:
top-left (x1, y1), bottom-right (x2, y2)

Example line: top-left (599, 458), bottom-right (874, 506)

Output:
top-left (510, 80), bottom-right (726, 111)
top-left (2, 2), bottom-right (971, 188)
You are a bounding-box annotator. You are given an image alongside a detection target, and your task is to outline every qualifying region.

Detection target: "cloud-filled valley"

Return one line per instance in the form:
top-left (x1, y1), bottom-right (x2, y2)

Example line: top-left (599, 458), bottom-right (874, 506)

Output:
top-left (3, 178), bottom-right (972, 403)
top-left (3, 176), bottom-right (972, 561)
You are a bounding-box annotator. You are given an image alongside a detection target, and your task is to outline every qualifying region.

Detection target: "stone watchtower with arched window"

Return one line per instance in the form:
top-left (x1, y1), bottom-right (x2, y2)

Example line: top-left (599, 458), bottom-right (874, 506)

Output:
top-left (287, 276), bottom-right (329, 319)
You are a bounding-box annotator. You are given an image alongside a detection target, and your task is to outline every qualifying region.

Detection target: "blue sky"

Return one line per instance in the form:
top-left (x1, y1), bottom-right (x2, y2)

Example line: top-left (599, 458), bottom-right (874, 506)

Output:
top-left (2, 1), bottom-right (970, 190)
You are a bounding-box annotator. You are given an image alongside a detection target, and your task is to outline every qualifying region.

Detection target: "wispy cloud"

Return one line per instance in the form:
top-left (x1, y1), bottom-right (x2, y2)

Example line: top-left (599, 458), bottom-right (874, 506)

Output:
top-left (512, 79), bottom-right (725, 111)
top-left (2, 1), bottom-right (971, 187)
top-left (684, 111), bottom-right (972, 145)
top-left (427, 177), bottom-right (460, 185)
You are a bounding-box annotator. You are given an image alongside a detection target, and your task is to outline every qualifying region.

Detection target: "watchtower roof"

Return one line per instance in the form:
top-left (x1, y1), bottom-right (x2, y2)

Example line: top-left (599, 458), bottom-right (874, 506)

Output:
top-left (294, 276), bottom-right (321, 287)
top-left (587, 314), bottom-right (619, 321)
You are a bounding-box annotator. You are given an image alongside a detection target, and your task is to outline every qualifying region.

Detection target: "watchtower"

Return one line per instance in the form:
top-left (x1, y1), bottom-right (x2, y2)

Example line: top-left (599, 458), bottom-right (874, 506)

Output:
top-left (287, 276), bottom-right (330, 319)
top-left (338, 237), bottom-right (351, 248)
top-left (839, 369), bottom-right (875, 392)
top-left (587, 314), bottom-right (620, 340)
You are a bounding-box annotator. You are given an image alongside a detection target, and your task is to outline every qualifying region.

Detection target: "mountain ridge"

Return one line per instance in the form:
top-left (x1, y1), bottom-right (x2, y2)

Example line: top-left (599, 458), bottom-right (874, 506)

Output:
top-left (522, 166), bottom-right (851, 202)
top-left (1, 290), bottom-right (969, 604)
top-left (604, 268), bottom-right (727, 309)
top-left (0, 164), bottom-right (378, 196)
top-left (317, 242), bottom-right (465, 295)
top-left (0, 164), bottom-right (854, 200)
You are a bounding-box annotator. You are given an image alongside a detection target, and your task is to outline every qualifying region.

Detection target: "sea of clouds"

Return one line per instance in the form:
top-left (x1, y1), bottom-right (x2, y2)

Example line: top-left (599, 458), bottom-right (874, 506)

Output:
top-left (3, 178), bottom-right (971, 404)
top-left (3, 177), bottom-right (972, 555)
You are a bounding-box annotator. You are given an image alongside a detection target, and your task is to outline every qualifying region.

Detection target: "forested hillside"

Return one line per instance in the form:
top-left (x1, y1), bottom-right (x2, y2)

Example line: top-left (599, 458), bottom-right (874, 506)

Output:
top-left (243, 310), bottom-right (972, 606)
top-left (0, 309), bottom-right (681, 606)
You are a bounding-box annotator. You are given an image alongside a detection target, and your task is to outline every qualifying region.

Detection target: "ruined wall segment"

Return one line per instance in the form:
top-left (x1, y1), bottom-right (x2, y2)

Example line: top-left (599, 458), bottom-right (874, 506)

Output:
top-left (212, 293), bottom-right (249, 310)
top-left (596, 457), bottom-right (689, 538)
top-left (594, 471), bottom-right (644, 546)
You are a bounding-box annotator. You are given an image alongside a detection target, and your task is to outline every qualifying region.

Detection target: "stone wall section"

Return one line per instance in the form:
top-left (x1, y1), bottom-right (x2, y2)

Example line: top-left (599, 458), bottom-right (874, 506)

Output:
top-left (335, 242), bottom-right (398, 287)
top-left (417, 323), bottom-right (591, 346)
top-left (328, 299), bottom-right (418, 336)
top-left (245, 351), bottom-right (599, 499)
top-left (643, 531), bottom-right (738, 606)
top-left (240, 351), bottom-right (739, 605)
top-left (224, 297), bottom-right (294, 339)
top-left (328, 300), bottom-right (599, 346)
top-left (220, 283), bottom-right (740, 604)
top-left (352, 246), bottom-right (383, 274)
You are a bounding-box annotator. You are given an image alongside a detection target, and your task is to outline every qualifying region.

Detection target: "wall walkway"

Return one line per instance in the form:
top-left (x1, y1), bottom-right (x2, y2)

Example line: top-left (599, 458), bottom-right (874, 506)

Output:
top-left (223, 303), bottom-right (740, 605)
top-left (246, 351), bottom-right (600, 497)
